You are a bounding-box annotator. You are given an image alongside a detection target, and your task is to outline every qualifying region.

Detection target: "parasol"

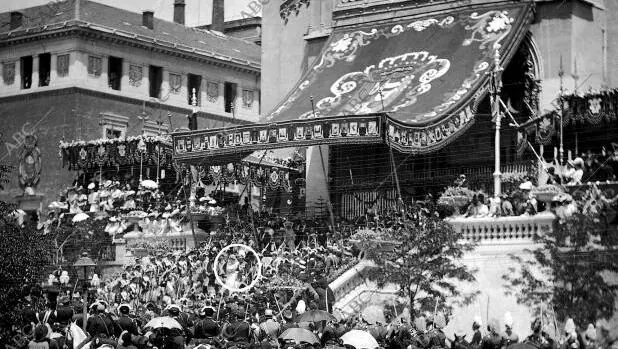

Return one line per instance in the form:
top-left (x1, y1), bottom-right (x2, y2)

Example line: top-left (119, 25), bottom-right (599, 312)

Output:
top-left (144, 316), bottom-right (183, 330)
top-left (279, 328), bottom-right (320, 344)
top-left (140, 180), bottom-right (159, 190)
top-left (295, 309), bottom-right (336, 323)
top-left (72, 212), bottom-right (90, 223)
top-left (340, 330), bottom-right (379, 349)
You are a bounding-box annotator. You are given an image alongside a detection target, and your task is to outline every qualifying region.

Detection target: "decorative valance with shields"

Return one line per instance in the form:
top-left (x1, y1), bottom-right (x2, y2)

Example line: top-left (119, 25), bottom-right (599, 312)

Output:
top-left (172, 1), bottom-right (534, 164)
top-left (60, 136), bottom-right (174, 170)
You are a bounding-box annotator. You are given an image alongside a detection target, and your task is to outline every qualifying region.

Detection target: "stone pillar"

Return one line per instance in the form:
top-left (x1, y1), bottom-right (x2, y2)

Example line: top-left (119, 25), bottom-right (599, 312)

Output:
top-left (31, 55), bottom-right (39, 88)
top-left (50, 54), bottom-right (58, 84)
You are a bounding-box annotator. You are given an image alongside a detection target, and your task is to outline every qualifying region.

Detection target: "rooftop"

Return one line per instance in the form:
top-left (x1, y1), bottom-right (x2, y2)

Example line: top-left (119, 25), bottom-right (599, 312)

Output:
top-left (0, 0), bottom-right (261, 71)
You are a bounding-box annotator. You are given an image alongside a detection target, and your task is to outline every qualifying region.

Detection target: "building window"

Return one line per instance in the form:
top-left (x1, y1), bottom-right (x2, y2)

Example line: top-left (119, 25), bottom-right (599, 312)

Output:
top-left (20, 56), bottom-right (33, 89)
top-left (169, 73), bottom-right (181, 94)
top-left (187, 74), bottom-right (202, 106)
top-left (38, 53), bottom-right (51, 87)
top-left (224, 82), bottom-right (237, 113)
top-left (108, 56), bottom-right (122, 90)
top-left (57, 54), bottom-right (69, 77)
top-left (149, 65), bottom-right (163, 98)
top-left (3, 62), bottom-right (15, 85)
top-left (105, 128), bottom-right (123, 139)
top-left (100, 113), bottom-right (129, 139)
top-left (87, 56), bottom-right (102, 77)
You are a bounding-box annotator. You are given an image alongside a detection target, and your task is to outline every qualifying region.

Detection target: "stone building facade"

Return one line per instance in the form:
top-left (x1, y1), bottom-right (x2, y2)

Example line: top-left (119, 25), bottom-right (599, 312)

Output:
top-left (0, 0), bottom-right (261, 212)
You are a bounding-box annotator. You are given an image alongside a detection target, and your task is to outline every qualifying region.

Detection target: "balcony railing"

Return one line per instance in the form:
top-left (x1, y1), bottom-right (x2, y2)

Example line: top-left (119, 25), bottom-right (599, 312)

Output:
top-left (448, 213), bottom-right (555, 244)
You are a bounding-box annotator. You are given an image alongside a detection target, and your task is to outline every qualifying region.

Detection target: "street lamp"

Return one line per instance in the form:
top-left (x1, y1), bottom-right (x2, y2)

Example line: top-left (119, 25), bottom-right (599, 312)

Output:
top-left (73, 252), bottom-right (96, 330)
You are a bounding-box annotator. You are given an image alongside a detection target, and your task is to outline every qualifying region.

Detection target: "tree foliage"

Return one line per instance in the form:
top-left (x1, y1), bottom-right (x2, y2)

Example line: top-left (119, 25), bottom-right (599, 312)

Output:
top-left (362, 205), bottom-right (478, 316)
top-left (503, 211), bottom-right (618, 327)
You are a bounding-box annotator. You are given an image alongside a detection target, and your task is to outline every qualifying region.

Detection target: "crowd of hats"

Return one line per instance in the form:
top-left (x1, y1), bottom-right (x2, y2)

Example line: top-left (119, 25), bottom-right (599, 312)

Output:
top-left (74, 210), bottom-right (361, 327)
top-left (40, 177), bottom-right (226, 242)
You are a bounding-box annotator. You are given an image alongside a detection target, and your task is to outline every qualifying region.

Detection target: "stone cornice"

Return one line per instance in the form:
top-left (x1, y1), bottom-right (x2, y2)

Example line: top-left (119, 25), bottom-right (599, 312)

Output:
top-left (0, 20), bottom-right (260, 75)
top-left (0, 87), bottom-right (255, 126)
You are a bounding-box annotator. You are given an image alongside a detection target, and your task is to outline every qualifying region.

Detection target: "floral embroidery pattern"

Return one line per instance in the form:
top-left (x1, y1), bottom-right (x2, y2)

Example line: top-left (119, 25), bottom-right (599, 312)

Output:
top-left (588, 98), bottom-right (602, 114)
top-left (261, 4), bottom-right (529, 154)
top-left (463, 10), bottom-right (514, 49)
top-left (315, 52), bottom-right (451, 116)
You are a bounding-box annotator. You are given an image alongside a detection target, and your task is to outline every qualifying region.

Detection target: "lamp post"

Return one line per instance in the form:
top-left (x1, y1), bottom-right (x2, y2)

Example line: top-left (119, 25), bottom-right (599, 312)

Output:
top-left (490, 44), bottom-right (504, 197)
top-left (74, 252), bottom-right (96, 330)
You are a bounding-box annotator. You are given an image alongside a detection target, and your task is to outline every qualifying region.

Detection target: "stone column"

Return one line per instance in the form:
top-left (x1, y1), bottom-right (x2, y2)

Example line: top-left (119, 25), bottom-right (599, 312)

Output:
top-left (31, 55), bottom-right (39, 88)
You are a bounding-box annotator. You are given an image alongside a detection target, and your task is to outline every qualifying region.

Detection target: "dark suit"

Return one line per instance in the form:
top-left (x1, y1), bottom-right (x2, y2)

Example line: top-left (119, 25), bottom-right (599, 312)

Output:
top-left (116, 315), bottom-right (139, 336)
top-left (55, 306), bottom-right (74, 326)
top-left (194, 318), bottom-right (220, 339)
top-left (86, 314), bottom-right (113, 338)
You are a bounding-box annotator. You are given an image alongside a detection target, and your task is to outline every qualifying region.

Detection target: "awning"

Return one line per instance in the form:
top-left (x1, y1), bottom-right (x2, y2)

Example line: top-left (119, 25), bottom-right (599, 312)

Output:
top-left (172, 1), bottom-right (534, 162)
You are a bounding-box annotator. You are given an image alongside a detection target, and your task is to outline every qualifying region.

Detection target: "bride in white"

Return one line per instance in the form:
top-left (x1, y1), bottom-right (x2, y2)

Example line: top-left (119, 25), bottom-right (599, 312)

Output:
top-left (222, 254), bottom-right (241, 290)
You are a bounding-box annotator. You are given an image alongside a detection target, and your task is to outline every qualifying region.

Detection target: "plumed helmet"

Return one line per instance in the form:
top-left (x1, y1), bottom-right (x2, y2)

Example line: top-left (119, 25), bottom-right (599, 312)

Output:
top-left (296, 300), bottom-right (306, 315)
top-left (564, 318), bottom-right (576, 335)
top-left (504, 312), bottom-right (514, 328)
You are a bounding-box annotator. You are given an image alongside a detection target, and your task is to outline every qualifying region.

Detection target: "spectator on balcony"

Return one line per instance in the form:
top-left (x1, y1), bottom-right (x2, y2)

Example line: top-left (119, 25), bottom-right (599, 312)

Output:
top-left (519, 181), bottom-right (538, 215)
top-left (475, 194), bottom-right (489, 218)
top-left (466, 195), bottom-right (479, 217)
top-left (545, 167), bottom-right (561, 185)
top-left (500, 194), bottom-right (515, 216)
top-left (566, 158), bottom-right (584, 185)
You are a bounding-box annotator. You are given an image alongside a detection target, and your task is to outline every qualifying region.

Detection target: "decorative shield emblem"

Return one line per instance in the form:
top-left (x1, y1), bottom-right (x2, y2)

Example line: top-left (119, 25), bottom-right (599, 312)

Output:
top-left (18, 135), bottom-right (42, 189)
top-left (207, 82), bottom-right (219, 103)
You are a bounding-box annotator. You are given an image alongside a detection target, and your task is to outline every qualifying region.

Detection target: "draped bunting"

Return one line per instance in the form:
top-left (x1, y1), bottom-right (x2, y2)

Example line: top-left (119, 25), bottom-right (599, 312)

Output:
top-left (60, 136), bottom-right (174, 171)
top-left (562, 89), bottom-right (618, 125)
top-left (198, 162), bottom-right (299, 191)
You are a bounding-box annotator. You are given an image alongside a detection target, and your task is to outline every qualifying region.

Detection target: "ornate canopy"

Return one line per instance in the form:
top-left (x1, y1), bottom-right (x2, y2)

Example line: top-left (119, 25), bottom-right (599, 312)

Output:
top-left (173, 1), bottom-right (534, 164)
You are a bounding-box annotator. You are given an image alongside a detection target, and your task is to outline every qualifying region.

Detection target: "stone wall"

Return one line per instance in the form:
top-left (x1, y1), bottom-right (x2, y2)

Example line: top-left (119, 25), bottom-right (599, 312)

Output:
top-left (0, 88), bottom-right (248, 210)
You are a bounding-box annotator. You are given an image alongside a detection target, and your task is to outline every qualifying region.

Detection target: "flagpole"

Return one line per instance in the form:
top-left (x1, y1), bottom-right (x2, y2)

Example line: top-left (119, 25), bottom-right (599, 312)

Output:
top-left (490, 44), bottom-right (504, 197)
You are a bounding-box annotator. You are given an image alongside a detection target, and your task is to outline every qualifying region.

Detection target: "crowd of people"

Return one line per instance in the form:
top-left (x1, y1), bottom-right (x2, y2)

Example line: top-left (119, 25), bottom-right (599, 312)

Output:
top-left (6, 157), bottom-right (617, 349)
top-left (15, 285), bottom-right (618, 349)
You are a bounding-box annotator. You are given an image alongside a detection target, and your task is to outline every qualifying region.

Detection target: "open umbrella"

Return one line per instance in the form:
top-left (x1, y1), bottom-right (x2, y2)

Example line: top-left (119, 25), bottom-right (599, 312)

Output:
top-left (72, 212), bottom-right (90, 223)
top-left (144, 316), bottom-right (183, 330)
top-left (340, 330), bottom-right (379, 349)
top-left (295, 310), bottom-right (336, 323)
top-left (279, 328), bottom-right (319, 344)
top-left (140, 180), bottom-right (159, 190)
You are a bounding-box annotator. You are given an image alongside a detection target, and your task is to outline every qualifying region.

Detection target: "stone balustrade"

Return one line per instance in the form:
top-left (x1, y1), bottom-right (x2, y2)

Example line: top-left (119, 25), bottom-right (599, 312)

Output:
top-left (329, 260), bottom-right (375, 301)
top-left (448, 213), bottom-right (555, 244)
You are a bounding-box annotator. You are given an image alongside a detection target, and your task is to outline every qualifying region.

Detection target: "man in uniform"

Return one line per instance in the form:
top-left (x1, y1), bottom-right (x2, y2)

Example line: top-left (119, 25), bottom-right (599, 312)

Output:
top-left (165, 304), bottom-right (192, 349)
top-left (525, 318), bottom-right (556, 349)
top-left (193, 306), bottom-right (220, 343)
top-left (115, 304), bottom-right (139, 337)
top-left (259, 309), bottom-right (280, 346)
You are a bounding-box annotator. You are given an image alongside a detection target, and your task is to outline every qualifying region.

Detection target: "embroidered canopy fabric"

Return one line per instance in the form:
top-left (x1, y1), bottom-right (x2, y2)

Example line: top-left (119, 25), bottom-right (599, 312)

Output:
top-left (60, 136), bottom-right (174, 170)
top-left (172, 2), bottom-right (533, 163)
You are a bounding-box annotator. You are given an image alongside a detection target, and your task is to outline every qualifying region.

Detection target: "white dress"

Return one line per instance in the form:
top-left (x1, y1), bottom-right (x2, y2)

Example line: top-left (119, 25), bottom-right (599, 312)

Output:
top-left (224, 259), bottom-right (241, 289)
